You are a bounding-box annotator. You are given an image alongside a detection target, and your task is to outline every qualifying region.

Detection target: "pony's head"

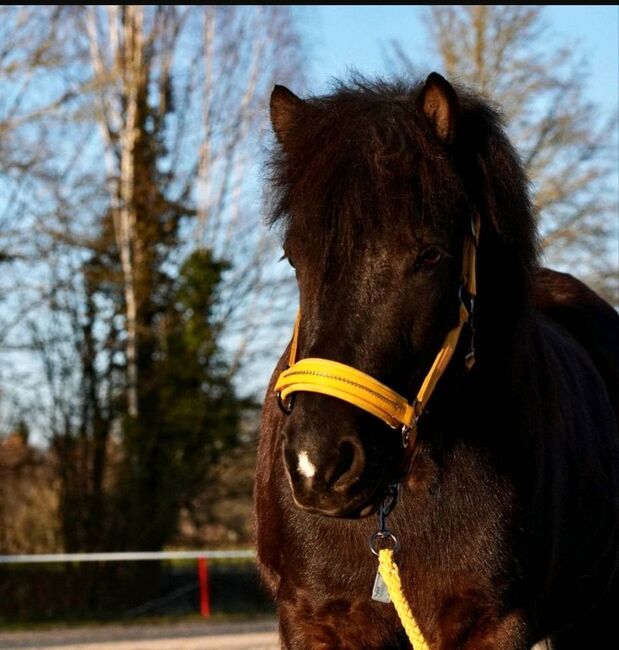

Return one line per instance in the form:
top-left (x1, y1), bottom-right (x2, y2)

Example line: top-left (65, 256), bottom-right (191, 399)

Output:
top-left (268, 73), bottom-right (536, 517)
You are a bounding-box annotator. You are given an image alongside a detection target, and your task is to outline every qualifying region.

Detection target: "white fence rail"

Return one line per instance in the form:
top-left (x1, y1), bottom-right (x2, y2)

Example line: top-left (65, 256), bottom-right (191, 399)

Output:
top-left (0, 549), bottom-right (259, 618)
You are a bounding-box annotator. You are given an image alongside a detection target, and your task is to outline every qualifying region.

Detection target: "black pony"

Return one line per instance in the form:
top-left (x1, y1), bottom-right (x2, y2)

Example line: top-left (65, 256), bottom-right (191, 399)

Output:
top-left (255, 73), bottom-right (619, 649)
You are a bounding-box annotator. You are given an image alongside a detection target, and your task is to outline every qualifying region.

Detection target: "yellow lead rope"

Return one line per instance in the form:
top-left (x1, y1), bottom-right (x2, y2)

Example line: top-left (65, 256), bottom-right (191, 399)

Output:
top-left (378, 549), bottom-right (431, 650)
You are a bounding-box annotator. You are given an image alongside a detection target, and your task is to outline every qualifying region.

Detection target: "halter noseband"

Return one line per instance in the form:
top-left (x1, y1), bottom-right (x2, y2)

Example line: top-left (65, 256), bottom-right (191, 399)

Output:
top-left (274, 213), bottom-right (480, 452)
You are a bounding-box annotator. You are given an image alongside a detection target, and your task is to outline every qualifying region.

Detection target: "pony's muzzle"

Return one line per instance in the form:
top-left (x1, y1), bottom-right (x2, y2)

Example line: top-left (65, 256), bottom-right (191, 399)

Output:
top-left (282, 433), bottom-right (369, 516)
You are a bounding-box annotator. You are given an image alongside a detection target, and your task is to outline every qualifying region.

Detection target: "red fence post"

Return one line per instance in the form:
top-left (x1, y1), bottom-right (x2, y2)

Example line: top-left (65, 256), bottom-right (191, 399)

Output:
top-left (198, 557), bottom-right (210, 618)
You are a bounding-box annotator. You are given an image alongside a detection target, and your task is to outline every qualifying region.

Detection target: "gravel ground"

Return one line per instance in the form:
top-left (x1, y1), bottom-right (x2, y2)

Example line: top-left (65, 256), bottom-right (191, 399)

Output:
top-left (0, 620), bottom-right (553, 650)
top-left (0, 620), bottom-right (279, 650)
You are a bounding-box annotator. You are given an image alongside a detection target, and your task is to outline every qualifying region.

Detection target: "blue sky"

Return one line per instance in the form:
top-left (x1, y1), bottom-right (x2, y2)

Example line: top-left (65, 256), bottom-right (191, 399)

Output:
top-left (299, 5), bottom-right (618, 118)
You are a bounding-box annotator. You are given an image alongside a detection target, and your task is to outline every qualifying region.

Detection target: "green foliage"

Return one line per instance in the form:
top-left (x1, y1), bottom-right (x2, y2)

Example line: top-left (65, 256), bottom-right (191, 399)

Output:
top-left (116, 250), bottom-right (242, 551)
top-left (162, 250), bottom-right (238, 469)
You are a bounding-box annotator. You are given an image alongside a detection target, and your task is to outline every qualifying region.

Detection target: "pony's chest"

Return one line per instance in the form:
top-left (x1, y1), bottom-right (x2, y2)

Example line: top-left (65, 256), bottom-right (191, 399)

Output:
top-left (278, 580), bottom-right (407, 649)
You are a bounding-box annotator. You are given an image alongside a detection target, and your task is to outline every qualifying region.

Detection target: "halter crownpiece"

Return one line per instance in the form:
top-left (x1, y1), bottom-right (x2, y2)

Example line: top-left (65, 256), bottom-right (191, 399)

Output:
top-left (275, 212), bottom-right (480, 449)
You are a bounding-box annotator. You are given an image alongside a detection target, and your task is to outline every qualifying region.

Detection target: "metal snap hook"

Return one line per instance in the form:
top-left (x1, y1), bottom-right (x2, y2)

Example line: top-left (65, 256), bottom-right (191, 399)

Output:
top-left (369, 482), bottom-right (400, 555)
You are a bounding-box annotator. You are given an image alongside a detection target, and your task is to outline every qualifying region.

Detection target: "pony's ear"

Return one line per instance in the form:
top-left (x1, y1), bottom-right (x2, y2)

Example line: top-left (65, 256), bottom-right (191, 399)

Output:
top-left (270, 85), bottom-right (304, 145)
top-left (416, 72), bottom-right (459, 143)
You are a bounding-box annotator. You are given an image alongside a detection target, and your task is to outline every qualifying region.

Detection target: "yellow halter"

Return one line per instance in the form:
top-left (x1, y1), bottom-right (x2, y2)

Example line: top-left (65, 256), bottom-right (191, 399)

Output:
top-left (274, 213), bottom-right (480, 450)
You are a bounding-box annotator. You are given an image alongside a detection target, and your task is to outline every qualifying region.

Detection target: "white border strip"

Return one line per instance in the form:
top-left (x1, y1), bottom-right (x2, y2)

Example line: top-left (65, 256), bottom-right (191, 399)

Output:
top-left (0, 550), bottom-right (256, 564)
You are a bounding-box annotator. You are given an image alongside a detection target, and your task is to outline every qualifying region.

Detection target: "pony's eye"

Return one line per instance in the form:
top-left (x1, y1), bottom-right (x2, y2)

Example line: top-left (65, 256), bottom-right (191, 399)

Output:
top-left (418, 247), bottom-right (443, 268)
top-left (279, 254), bottom-right (296, 269)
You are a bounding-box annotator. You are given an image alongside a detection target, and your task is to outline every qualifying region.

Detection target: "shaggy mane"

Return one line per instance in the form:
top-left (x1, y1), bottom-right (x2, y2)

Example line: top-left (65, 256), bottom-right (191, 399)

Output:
top-left (267, 75), bottom-right (538, 292)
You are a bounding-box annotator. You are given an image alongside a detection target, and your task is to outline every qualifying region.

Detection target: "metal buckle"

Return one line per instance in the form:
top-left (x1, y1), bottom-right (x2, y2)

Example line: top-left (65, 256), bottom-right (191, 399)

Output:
top-left (401, 401), bottom-right (420, 448)
top-left (401, 423), bottom-right (412, 448)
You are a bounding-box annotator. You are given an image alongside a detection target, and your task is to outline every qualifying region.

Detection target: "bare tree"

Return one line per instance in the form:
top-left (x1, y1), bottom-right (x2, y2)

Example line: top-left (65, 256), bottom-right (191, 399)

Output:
top-left (0, 5), bottom-right (79, 332)
top-left (79, 6), bottom-right (302, 402)
top-left (0, 5), bottom-right (303, 556)
top-left (391, 5), bottom-right (618, 302)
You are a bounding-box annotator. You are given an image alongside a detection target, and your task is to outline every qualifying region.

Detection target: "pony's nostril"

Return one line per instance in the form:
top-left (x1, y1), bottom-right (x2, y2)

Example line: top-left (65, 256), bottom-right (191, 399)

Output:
top-left (330, 437), bottom-right (365, 494)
